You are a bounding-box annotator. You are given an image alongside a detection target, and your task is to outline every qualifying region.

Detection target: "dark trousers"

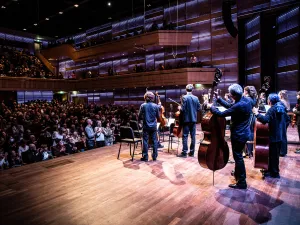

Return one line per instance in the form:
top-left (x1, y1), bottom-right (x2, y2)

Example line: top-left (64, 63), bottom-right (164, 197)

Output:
top-left (232, 140), bottom-right (247, 185)
top-left (298, 125), bottom-right (300, 141)
top-left (182, 122), bottom-right (196, 155)
top-left (86, 140), bottom-right (95, 150)
top-left (280, 126), bottom-right (288, 155)
top-left (269, 142), bottom-right (281, 176)
top-left (142, 128), bottom-right (158, 159)
top-left (96, 141), bottom-right (105, 148)
top-left (246, 116), bottom-right (256, 156)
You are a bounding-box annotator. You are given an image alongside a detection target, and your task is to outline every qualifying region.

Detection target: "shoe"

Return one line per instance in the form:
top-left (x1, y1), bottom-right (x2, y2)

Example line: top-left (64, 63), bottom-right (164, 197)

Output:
top-left (188, 151), bottom-right (194, 157)
top-left (158, 144), bottom-right (164, 149)
top-left (279, 154), bottom-right (286, 157)
top-left (295, 150), bottom-right (300, 154)
top-left (263, 172), bottom-right (280, 178)
top-left (177, 153), bottom-right (187, 158)
top-left (228, 183), bottom-right (247, 189)
top-left (152, 157), bottom-right (157, 161)
top-left (140, 157), bottom-right (148, 162)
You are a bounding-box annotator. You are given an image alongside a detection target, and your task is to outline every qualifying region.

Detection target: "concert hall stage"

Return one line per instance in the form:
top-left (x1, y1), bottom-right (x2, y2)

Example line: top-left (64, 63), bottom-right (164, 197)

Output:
top-left (0, 134), bottom-right (300, 225)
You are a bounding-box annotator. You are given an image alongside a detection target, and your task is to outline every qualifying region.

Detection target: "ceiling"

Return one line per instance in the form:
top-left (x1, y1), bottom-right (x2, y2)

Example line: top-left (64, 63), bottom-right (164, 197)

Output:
top-left (0, 0), bottom-right (171, 38)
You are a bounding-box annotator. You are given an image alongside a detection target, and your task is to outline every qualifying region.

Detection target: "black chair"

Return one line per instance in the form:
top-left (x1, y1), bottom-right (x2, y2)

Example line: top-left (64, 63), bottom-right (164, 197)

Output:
top-left (129, 120), bottom-right (143, 138)
top-left (168, 123), bottom-right (180, 154)
top-left (117, 126), bottom-right (142, 161)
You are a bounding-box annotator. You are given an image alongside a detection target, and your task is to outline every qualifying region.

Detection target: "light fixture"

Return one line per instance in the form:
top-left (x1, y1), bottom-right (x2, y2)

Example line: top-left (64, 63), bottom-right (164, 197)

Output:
top-left (107, 2), bottom-right (111, 6)
top-left (134, 52), bottom-right (136, 53)
top-left (34, 23), bottom-right (38, 26)
top-left (45, 18), bottom-right (49, 20)
top-left (108, 17), bottom-right (112, 20)
top-left (78, 27), bottom-right (82, 30)
top-left (23, 28), bottom-right (27, 31)
top-left (74, 4), bottom-right (79, 7)
top-left (1, 6), bottom-right (6, 9)
top-left (59, 11), bottom-right (63, 14)
top-left (55, 36), bottom-right (58, 38)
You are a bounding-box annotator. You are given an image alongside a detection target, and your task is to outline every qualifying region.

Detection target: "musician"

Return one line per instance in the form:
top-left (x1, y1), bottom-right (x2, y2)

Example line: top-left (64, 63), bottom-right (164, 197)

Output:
top-left (138, 91), bottom-right (160, 161)
top-left (243, 86), bottom-right (257, 158)
top-left (253, 94), bottom-right (289, 178)
top-left (177, 84), bottom-right (201, 158)
top-left (278, 90), bottom-right (291, 157)
top-left (208, 84), bottom-right (251, 189)
top-left (293, 91), bottom-right (300, 154)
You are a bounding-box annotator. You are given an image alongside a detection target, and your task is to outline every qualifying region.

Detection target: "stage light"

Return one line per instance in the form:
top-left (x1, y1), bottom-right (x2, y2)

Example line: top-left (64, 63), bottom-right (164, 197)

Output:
top-left (78, 27), bottom-right (82, 30)
top-left (108, 17), bottom-right (112, 20)
top-left (34, 23), bottom-right (37, 26)
top-left (1, 6), bottom-right (6, 9)
top-left (59, 11), bottom-right (63, 14)
top-left (23, 28), bottom-right (26, 31)
top-left (45, 18), bottom-right (49, 20)
top-left (74, 4), bottom-right (79, 7)
top-left (107, 2), bottom-right (111, 6)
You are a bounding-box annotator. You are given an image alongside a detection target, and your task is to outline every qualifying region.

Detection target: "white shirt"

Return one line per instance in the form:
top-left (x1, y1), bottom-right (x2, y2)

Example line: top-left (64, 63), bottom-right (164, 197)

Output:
top-left (18, 145), bottom-right (29, 157)
top-left (94, 127), bottom-right (105, 141)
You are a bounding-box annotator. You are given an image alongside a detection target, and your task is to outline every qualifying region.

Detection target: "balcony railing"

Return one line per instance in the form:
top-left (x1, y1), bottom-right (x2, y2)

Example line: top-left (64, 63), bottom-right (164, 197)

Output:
top-left (0, 68), bottom-right (216, 91)
top-left (41, 30), bottom-right (193, 62)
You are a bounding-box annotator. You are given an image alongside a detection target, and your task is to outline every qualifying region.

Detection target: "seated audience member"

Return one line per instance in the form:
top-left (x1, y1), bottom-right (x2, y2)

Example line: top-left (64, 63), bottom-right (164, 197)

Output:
top-left (0, 152), bottom-right (9, 169)
top-left (18, 140), bottom-right (29, 163)
top-left (52, 141), bottom-right (67, 157)
top-left (190, 54), bottom-right (197, 67)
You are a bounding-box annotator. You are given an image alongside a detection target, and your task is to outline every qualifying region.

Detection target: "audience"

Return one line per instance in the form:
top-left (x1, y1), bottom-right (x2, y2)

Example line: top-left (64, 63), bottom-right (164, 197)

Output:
top-left (0, 99), bottom-right (139, 170)
top-left (0, 47), bottom-right (53, 78)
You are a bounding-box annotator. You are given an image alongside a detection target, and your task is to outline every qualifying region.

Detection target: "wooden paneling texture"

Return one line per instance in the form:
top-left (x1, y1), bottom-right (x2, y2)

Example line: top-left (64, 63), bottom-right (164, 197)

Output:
top-left (0, 68), bottom-right (215, 91)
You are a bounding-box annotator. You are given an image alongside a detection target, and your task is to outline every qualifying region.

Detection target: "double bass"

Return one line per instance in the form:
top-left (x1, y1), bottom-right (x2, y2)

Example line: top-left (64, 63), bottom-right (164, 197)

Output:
top-left (254, 76), bottom-right (271, 170)
top-left (198, 68), bottom-right (229, 183)
top-left (155, 92), bottom-right (167, 127)
top-left (168, 97), bottom-right (183, 137)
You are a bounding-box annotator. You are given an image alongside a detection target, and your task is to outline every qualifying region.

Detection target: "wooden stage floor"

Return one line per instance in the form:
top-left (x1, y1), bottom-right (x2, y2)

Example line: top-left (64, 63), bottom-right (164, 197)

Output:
top-left (1, 137), bottom-right (300, 225)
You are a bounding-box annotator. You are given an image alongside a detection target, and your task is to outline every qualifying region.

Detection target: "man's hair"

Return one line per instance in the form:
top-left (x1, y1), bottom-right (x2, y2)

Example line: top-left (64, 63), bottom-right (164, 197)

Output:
top-left (228, 84), bottom-right (243, 98)
top-left (268, 93), bottom-right (280, 105)
top-left (186, 84), bottom-right (194, 92)
top-left (144, 91), bottom-right (155, 102)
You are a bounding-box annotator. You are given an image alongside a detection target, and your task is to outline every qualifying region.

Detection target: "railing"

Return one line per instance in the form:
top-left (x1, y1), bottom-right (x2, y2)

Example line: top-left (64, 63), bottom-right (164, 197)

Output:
top-left (41, 30), bottom-right (193, 62)
top-left (0, 68), bottom-right (216, 91)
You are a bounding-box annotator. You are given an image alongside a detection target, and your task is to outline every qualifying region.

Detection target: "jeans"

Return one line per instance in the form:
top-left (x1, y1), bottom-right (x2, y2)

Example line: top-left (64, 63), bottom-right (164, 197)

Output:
top-left (269, 142), bottom-right (281, 175)
top-left (232, 140), bottom-right (247, 185)
top-left (86, 140), bottom-right (95, 150)
top-left (182, 122), bottom-right (196, 155)
top-left (142, 128), bottom-right (158, 159)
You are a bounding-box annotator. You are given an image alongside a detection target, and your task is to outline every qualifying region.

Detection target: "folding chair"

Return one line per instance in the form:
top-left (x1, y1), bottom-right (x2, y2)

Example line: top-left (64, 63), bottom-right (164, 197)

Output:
top-left (117, 126), bottom-right (142, 161)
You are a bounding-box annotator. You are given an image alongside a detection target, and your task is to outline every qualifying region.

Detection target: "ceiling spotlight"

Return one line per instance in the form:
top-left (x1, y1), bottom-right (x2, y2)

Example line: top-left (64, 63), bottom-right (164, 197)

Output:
top-left (59, 11), bottom-right (63, 14)
top-left (45, 18), bottom-right (49, 20)
top-left (74, 4), bottom-right (79, 7)
top-left (34, 23), bottom-right (38, 26)
top-left (1, 6), bottom-right (6, 9)
top-left (23, 28), bottom-right (27, 31)
top-left (107, 2), bottom-right (111, 6)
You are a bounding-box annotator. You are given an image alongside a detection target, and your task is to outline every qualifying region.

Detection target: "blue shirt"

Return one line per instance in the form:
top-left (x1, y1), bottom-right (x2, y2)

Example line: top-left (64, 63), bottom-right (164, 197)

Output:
top-left (180, 92), bottom-right (201, 123)
top-left (211, 96), bottom-right (252, 143)
top-left (85, 125), bottom-right (95, 140)
top-left (138, 102), bottom-right (160, 129)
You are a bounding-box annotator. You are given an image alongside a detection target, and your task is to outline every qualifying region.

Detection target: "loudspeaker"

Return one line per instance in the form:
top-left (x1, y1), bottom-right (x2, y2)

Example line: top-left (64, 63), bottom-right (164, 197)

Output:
top-left (222, 0), bottom-right (238, 38)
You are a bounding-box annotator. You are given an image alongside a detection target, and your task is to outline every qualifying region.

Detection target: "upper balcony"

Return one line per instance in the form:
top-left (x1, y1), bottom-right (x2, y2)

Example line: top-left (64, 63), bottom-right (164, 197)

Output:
top-left (0, 68), bottom-right (216, 91)
top-left (41, 30), bottom-right (193, 62)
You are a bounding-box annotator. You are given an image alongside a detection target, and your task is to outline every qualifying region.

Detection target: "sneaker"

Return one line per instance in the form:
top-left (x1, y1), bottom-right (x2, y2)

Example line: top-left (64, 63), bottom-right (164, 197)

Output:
top-left (177, 153), bottom-right (187, 158)
top-left (228, 183), bottom-right (247, 189)
top-left (295, 149), bottom-right (300, 154)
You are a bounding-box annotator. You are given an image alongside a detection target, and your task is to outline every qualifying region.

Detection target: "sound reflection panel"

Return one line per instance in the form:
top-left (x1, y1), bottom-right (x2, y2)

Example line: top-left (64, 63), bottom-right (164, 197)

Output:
top-left (276, 6), bottom-right (299, 95)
